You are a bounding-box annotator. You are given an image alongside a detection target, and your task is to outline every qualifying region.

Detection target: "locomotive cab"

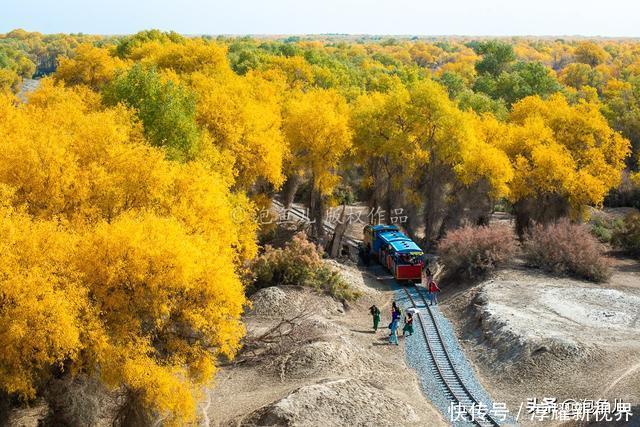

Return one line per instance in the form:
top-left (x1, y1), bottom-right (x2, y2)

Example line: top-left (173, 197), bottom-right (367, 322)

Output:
top-left (363, 224), bottom-right (424, 283)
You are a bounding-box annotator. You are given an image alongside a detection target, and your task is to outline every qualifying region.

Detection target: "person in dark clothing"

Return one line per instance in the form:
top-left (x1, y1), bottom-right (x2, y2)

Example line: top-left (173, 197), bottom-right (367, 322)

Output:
top-left (369, 305), bottom-right (381, 331)
top-left (389, 301), bottom-right (401, 337)
top-left (391, 301), bottom-right (401, 321)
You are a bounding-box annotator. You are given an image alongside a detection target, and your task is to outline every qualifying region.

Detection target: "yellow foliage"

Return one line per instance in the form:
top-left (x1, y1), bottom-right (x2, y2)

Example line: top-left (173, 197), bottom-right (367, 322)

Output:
top-left (283, 88), bottom-right (352, 195)
top-left (55, 43), bottom-right (126, 90)
top-left (0, 82), bottom-right (253, 423)
top-left (507, 94), bottom-right (630, 213)
top-left (574, 41), bottom-right (610, 67)
top-left (405, 79), bottom-right (474, 171)
top-left (128, 39), bottom-right (229, 75)
top-left (0, 68), bottom-right (21, 93)
top-left (352, 81), bottom-right (513, 201)
top-left (458, 113), bottom-right (514, 198)
top-left (190, 72), bottom-right (287, 189)
top-left (260, 55), bottom-right (317, 89)
top-left (435, 48), bottom-right (478, 83)
top-left (0, 206), bottom-right (84, 398)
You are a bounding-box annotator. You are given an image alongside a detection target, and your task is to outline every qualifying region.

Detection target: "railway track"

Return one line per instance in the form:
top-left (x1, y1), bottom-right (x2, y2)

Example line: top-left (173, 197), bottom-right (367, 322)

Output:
top-left (272, 198), bottom-right (500, 425)
top-left (402, 286), bottom-right (500, 427)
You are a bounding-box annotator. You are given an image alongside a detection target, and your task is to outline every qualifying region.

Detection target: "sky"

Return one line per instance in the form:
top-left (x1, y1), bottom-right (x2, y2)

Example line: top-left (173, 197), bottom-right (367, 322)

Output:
top-left (1, 0), bottom-right (639, 37)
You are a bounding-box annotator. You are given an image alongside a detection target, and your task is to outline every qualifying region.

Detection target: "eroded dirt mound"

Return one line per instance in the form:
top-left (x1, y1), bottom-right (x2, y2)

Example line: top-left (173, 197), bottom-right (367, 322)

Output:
top-left (444, 264), bottom-right (640, 425)
top-left (242, 378), bottom-right (419, 427)
top-left (249, 286), bottom-right (345, 318)
top-left (468, 277), bottom-right (640, 369)
top-left (277, 338), bottom-right (385, 380)
top-left (474, 278), bottom-right (640, 362)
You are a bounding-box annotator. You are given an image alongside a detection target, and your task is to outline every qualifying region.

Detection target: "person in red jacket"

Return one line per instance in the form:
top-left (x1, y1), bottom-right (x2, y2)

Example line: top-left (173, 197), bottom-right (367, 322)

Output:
top-left (427, 280), bottom-right (440, 306)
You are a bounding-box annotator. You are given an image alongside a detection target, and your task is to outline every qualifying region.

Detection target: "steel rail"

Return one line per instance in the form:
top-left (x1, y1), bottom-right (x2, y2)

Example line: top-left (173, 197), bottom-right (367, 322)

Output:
top-left (403, 287), bottom-right (500, 427)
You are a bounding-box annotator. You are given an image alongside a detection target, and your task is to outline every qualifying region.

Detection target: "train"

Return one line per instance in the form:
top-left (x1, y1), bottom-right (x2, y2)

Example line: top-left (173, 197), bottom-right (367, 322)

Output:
top-left (362, 224), bottom-right (425, 282)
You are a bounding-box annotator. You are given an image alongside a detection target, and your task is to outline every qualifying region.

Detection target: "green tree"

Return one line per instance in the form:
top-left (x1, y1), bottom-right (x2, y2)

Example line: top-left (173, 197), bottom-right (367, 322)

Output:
top-left (103, 65), bottom-right (200, 160)
top-left (603, 76), bottom-right (640, 169)
top-left (494, 61), bottom-right (561, 105)
top-left (473, 40), bottom-right (516, 76)
top-left (438, 71), bottom-right (467, 98)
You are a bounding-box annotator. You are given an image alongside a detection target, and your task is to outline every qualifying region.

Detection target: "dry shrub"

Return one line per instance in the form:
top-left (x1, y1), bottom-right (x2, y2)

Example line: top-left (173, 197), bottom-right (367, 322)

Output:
top-left (438, 224), bottom-right (517, 281)
top-left (250, 233), bottom-right (360, 301)
top-left (41, 375), bottom-right (108, 427)
top-left (612, 212), bottom-right (640, 256)
top-left (236, 310), bottom-right (323, 367)
top-left (112, 389), bottom-right (161, 427)
top-left (523, 219), bottom-right (612, 282)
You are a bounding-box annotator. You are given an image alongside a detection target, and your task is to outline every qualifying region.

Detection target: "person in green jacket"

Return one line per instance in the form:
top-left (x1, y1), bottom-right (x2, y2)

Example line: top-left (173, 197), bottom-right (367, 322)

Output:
top-left (369, 305), bottom-right (381, 331)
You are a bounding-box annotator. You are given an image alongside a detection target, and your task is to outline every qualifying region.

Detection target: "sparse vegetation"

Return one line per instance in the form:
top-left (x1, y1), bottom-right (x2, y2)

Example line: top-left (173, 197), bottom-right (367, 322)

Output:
top-left (524, 219), bottom-right (612, 282)
top-left (438, 224), bottom-right (517, 281)
top-left (590, 215), bottom-right (623, 243)
top-left (251, 233), bottom-right (361, 301)
top-left (612, 212), bottom-right (640, 257)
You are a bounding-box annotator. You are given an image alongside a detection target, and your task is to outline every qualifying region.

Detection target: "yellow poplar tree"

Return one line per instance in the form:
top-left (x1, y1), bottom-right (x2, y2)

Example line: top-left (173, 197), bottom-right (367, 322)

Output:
top-left (55, 43), bottom-right (126, 90)
top-left (190, 71), bottom-right (287, 190)
top-left (0, 81), bottom-right (254, 424)
top-left (401, 80), bottom-right (513, 240)
top-left (351, 86), bottom-right (411, 221)
top-left (506, 94), bottom-right (630, 231)
top-left (283, 88), bottom-right (352, 235)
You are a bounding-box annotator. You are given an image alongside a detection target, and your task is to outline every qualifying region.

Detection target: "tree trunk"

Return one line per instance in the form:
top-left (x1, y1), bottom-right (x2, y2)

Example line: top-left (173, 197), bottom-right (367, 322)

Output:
top-left (329, 205), bottom-right (347, 257)
top-left (385, 172), bottom-right (393, 225)
top-left (281, 173), bottom-right (301, 209)
top-left (513, 195), bottom-right (570, 236)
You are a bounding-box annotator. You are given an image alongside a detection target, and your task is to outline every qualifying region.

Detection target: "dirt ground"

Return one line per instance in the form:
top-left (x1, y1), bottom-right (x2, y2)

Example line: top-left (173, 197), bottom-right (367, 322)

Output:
top-left (441, 256), bottom-right (640, 426)
top-left (204, 260), bottom-right (447, 426)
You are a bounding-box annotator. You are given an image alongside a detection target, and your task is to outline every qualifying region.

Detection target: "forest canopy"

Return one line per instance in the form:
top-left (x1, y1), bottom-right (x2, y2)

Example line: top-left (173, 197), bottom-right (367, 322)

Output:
top-left (0, 29), bottom-right (639, 422)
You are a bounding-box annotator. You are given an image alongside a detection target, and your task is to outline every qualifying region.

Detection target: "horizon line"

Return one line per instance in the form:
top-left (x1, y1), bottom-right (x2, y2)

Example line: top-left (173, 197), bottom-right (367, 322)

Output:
top-left (3, 28), bottom-right (640, 39)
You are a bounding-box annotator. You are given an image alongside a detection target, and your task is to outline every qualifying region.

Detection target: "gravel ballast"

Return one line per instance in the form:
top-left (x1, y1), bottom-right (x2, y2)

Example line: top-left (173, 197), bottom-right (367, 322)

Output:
top-left (394, 283), bottom-right (513, 426)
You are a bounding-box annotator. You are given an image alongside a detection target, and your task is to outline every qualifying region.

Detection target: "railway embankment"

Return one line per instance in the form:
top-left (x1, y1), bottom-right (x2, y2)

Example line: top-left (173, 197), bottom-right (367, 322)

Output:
top-left (443, 261), bottom-right (640, 425)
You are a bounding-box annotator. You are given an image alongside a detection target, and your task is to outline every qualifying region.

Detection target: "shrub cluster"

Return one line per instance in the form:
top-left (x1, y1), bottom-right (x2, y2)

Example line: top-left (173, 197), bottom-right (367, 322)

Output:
top-left (523, 219), bottom-right (612, 282)
top-left (612, 212), bottom-right (640, 256)
top-left (250, 233), bottom-right (360, 301)
top-left (590, 215), bottom-right (623, 243)
top-left (438, 224), bottom-right (517, 281)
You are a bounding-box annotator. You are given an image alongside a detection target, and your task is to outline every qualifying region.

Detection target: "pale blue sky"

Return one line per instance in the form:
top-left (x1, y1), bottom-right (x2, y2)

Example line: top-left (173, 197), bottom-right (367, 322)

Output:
top-left (1, 0), bottom-right (638, 36)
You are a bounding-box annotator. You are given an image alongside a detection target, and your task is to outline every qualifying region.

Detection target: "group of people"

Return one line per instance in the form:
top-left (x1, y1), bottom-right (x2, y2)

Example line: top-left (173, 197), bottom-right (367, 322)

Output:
top-left (369, 302), bottom-right (414, 345)
top-left (368, 268), bottom-right (441, 346)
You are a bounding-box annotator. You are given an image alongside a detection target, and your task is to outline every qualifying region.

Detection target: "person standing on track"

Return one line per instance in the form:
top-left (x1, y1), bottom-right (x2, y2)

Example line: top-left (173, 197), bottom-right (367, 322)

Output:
top-left (428, 279), bottom-right (441, 305)
top-left (389, 317), bottom-right (399, 345)
top-left (369, 304), bottom-right (381, 332)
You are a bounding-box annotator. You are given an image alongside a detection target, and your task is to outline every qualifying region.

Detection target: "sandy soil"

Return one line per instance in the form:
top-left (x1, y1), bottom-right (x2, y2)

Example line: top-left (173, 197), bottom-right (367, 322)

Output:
top-left (204, 260), bottom-right (447, 426)
top-left (442, 258), bottom-right (640, 426)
